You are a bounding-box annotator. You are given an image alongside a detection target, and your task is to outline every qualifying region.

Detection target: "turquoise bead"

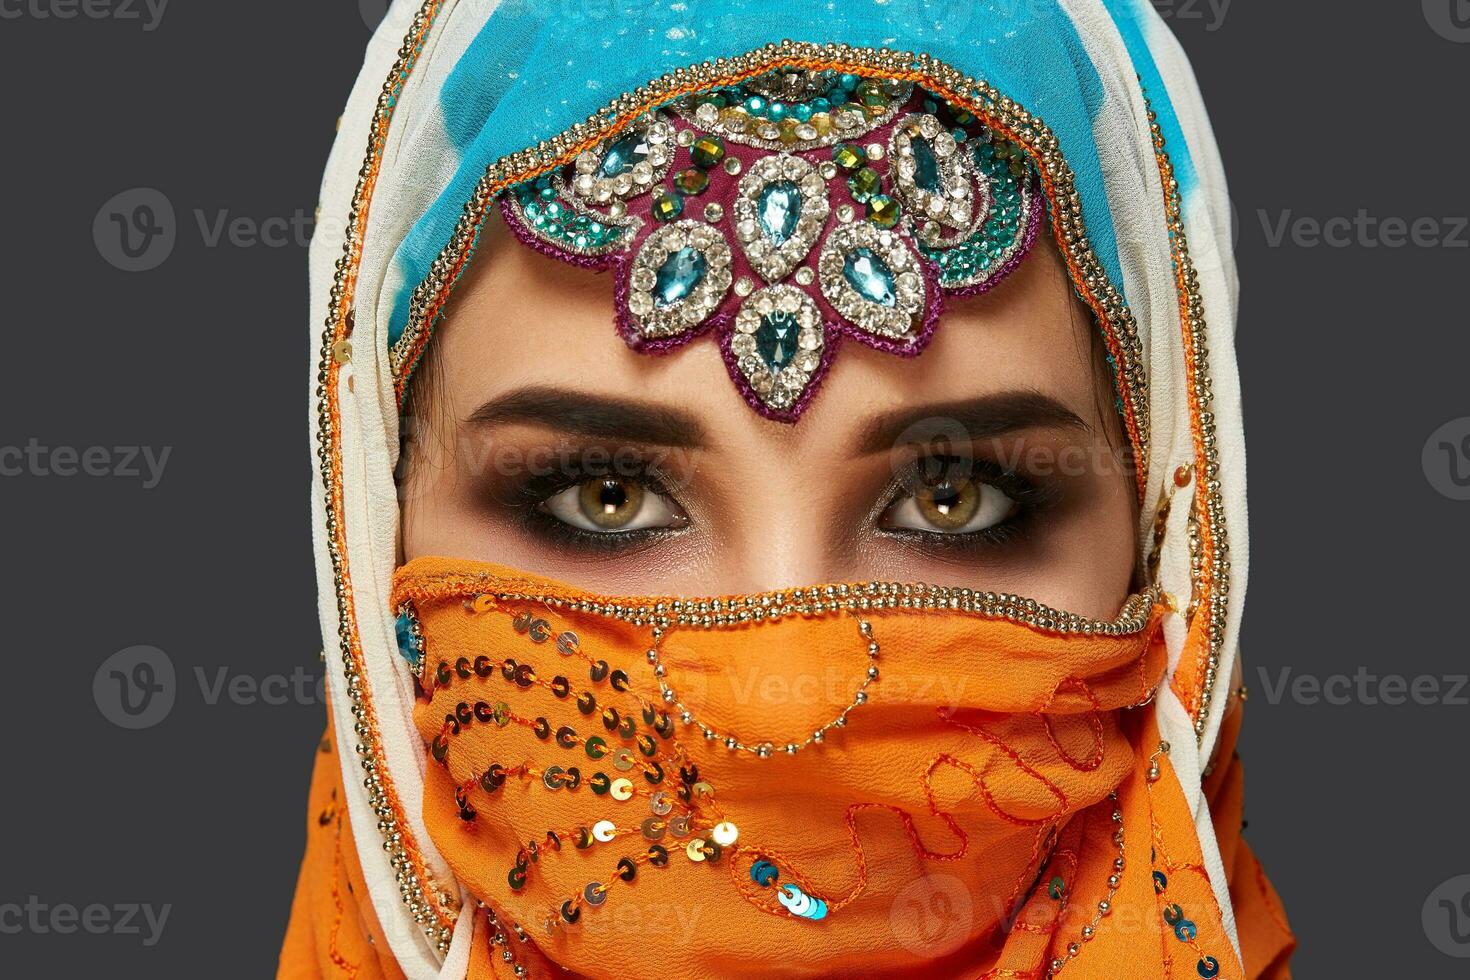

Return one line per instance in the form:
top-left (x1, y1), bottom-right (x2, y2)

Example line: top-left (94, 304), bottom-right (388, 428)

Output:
top-left (756, 180), bottom-right (801, 246)
top-left (842, 247), bottom-right (897, 307)
top-left (653, 247), bottom-right (706, 307)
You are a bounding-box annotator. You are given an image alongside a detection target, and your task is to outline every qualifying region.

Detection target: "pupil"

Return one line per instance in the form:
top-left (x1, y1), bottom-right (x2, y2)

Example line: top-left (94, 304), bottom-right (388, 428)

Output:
top-left (597, 480), bottom-right (627, 514)
top-left (930, 484), bottom-right (961, 515)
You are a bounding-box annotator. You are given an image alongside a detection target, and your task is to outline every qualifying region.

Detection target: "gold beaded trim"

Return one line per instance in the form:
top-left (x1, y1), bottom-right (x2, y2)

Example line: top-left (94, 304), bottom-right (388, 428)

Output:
top-left (397, 575), bottom-right (1158, 636)
top-left (387, 41), bottom-right (1153, 493)
top-left (1144, 102), bottom-right (1231, 744)
top-left (314, 0), bottom-right (460, 952)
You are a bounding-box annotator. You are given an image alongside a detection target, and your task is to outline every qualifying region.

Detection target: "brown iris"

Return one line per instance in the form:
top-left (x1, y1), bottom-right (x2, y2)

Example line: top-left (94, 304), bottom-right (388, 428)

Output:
top-left (578, 477), bottom-right (645, 529)
top-left (913, 477), bottom-right (982, 530)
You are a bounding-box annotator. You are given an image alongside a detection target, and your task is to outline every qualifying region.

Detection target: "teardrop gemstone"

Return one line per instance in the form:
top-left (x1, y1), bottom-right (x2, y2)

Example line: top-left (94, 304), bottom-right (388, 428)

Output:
top-left (653, 247), bottom-right (706, 307)
top-left (842, 247), bottom-right (897, 307)
top-left (911, 136), bottom-right (942, 192)
top-left (757, 180), bottom-right (801, 246)
top-left (754, 311), bottom-right (800, 372)
top-left (599, 130), bottom-right (650, 178)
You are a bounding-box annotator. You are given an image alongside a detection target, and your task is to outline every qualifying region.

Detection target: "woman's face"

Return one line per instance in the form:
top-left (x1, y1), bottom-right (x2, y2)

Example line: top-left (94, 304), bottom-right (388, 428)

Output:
top-left (401, 211), bottom-right (1137, 619)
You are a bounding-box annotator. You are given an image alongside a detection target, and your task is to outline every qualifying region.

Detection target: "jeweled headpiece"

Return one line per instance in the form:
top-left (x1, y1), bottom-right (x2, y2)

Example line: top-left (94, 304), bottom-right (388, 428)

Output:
top-left (501, 69), bottom-right (1041, 421)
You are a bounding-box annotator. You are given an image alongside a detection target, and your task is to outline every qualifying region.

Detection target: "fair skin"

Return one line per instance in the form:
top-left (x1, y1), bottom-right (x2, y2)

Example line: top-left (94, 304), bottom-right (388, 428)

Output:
top-left (401, 210), bottom-right (1138, 620)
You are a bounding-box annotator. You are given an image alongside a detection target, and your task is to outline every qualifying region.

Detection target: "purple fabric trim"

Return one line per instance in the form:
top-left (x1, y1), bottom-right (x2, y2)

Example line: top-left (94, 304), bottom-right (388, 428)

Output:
top-left (717, 321), bottom-right (841, 423)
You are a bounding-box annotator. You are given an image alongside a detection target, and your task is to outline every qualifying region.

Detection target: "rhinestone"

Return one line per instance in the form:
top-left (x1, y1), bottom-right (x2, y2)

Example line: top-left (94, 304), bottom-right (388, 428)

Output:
top-left (847, 167), bottom-right (881, 203)
top-left (734, 276), bottom-right (754, 297)
top-left (652, 245), bottom-right (705, 305)
top-left (756, 180), bottom-right (801, 246)
top-left (650, 191), bottom-right (684, 223)
top-left (910, 136), bottom-right (941, 191)
top-left (598, 130), bottom-right (649, 178)
top-left (866, 194), bottom-right (900, 228)
top-left (794, 266), bottom-right (814, 285)
top-left (703, 202), bottom-right (724, 223)
top-left (673, 167), bottom-right (709, 195)
top-left (842, 247), bottom-right (897, 306)
top-left (723, 157), bottom-right (742, 176)
top-left (753, 310), bottom-right (800, 371)
top-left (836, 203), bottom-right (854, 222)
top-left (690, 135), bottom-right (725, 168)
top-left (832, 143), bottom-right (864, 171)
top-left (865, 142), bottom-right (885, 160)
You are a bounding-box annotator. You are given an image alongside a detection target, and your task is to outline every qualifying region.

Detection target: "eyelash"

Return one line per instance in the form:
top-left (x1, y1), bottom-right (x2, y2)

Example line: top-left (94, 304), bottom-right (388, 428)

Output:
top-left (498, 453), bottom-right (1053, 555)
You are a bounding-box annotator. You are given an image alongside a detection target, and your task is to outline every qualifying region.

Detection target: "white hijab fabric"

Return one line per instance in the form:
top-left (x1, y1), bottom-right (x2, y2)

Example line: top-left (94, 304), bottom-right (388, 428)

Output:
top-left (308, 2), bottom-right (1246, 974)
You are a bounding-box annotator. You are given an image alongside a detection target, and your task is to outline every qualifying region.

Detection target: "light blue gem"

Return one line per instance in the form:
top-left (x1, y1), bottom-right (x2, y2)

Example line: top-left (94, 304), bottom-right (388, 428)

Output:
top-left (754, 311), bottom-right (800, 372)
top-left (842, 247), bottom-right (897, 307)
top-left (911, 137), bottom-right (942, 192)
top-left (757, 180), bottom-right (802, 246)
top-left (598, 130), bottom-right (649, 178)
top-left (394, 609), bottom-right (422, 668)
top-left (767, 101), bottom-right (787, 121)
top-left (653, 247), bottom-right (706, 307)
top-left (743, 94), bottom-right (767, 115)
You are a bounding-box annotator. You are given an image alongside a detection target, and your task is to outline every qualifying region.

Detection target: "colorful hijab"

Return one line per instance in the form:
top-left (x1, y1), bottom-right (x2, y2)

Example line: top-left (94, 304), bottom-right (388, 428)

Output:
top-left (280, 1), bottom-right (1294, 977)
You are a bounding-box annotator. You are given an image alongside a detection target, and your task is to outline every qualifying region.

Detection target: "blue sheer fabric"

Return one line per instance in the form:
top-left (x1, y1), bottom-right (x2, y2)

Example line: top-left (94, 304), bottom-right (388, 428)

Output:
top-left (386, 0), bottom-right (1195, 347)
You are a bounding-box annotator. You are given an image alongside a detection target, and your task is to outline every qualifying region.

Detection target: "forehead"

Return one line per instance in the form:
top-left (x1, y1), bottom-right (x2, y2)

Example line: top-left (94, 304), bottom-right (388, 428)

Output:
top-left (435, 212), bottom-right (1105, 441)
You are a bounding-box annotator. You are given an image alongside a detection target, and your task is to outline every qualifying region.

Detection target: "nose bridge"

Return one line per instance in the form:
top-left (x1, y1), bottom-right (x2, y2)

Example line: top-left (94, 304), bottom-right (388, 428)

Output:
top-left (715, 438), bottom-right (842, 595)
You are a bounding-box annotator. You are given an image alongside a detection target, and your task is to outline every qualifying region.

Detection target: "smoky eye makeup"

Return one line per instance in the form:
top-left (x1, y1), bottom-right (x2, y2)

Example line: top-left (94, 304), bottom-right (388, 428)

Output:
top-left (873, 453), bottom-right (1060, 553)
top-left (468, 439), bottom-right (695, 555)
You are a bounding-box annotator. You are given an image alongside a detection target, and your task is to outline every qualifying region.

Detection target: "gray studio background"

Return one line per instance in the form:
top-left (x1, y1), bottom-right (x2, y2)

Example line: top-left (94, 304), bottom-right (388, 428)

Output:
top-left (2, 1), bottom-right (1468, 976)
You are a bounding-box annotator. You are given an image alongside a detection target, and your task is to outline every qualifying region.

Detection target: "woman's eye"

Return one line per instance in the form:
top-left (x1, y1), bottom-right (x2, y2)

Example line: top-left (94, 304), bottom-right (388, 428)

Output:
top-left (538, 477), bottom-right (687, 533)
top-left (880, 470), bottom-right (1020, 535)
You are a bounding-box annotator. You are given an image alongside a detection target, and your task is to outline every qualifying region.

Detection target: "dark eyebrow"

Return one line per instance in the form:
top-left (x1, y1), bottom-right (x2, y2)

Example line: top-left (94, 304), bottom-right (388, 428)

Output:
top-left (464, 385), bottom-right (709, 448)
top-left (857, 391), bottom-right (1092, 453)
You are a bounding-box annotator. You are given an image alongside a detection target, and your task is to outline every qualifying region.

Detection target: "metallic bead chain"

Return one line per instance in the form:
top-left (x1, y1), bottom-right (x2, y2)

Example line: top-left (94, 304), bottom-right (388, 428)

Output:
top-left (1045, 791), bottom-right (1125, 977)
top-left (645, 616), bottom-right (879, 759)
top-left (484, 904), bottom-right (528, 978)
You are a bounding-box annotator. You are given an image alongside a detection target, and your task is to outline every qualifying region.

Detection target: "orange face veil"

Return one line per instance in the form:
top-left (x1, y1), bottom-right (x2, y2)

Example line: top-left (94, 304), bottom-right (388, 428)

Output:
top-left (286, 2), bottom-right (1293, 978)
top-left (394, 560), bottom-right (1177, 978)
